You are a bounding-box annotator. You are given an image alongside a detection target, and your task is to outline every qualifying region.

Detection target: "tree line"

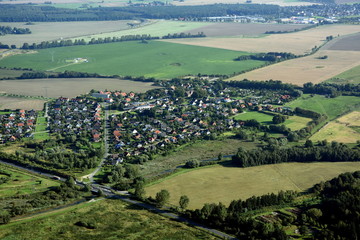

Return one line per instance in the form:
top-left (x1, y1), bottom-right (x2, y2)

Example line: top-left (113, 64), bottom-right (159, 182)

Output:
top-left (234, 52), bottom-right (297, 62)
top-left (0, 26), bottom-right (31, 36)
top-left (303, 82), bottom-right (360, 97)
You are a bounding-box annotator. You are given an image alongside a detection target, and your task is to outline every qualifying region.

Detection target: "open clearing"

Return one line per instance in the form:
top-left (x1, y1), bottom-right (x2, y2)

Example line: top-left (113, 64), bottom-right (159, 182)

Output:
top-left (0, 96), bottom-right (45, 110)
top-left (0, 78), bottom-right (158, 98)
top-left (0, 41), bottom-right (265, 79)
top-left (0, 199), bottom-right (217, 240)
top-left (0, 165), bottom-right (59, 198)
top-left (285, 95), bottom-right (360, 120)
top-left (229, 50), bottom-right (360, 85)
top-left (310, 111), bottom-right (360, 143)
top-left (146, 162), bottom-right (360, 209)
top-left (164, 24), bottom-right (360, 55)
top-left (74, 20), bottom-right (211, 42)
top-left (185, 23), bottom-right (307, 37)
top-left (0, 21), bottom-right (136, 46)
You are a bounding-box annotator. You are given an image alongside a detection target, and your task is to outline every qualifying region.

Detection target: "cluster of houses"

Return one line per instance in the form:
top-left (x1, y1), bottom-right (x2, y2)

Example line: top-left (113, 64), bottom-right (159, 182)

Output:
top-left (47, 97), bottom-right (103, 142)
top-left (0, 109), bottom-right (37, 143)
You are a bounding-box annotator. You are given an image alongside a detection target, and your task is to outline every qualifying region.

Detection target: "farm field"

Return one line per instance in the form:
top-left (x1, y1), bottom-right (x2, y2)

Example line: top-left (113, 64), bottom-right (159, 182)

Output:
top-left (74, 20), bottom-right (211, 42)
top-left (285, 94), bottom-right (360, 120)
top-left (327, 64), bottom-right (360, 84)
top-left (0, 41), bottom-right (265, 79)
top-left (184, 23), bottom-right (307, 37)
top-left (0, 78), bottom-right (158, 98)
top-left (0, 165), bottom-right (59, 198)
top-left (145, 162), bottom-right (360, 209)
top-left (172, 0), bottom-right (315, 6)
top-left (229, 50), bottom-right (360, 85)
top-left (164, 24), bottom-right (360, 55)
top-left (0, 68), bottom-right (31, 79)
top-left (0, 199), bottom-right (218, 240)
top-left (324, 32), bottom-right (360, 51)
top-left (0, 96), bottom-right (45, 110)
top-left (310, 111), bottom-right (360, 143)
top-left (0, 21), bottom-right (136, 46)
top-left (284, 115), bottom-right (311, 131)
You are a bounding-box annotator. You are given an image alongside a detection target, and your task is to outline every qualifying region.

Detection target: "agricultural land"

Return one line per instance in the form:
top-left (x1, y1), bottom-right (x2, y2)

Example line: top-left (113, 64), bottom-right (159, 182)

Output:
top-left (0, 96), bottom-right (45, 110)
top-left (327, 64), bottom-right (360, 84)
top-left (0, 41), bottom-right (265, 79)
top-left (145, 162), bottom-right (360, 209)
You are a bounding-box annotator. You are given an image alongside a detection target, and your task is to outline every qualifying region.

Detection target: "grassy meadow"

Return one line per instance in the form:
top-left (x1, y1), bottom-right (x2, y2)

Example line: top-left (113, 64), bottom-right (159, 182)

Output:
top-left (0, 199), bottom-right (218, 240)
top-left (0, 41), bottom-right (265, 79)
top-left (285, 94), bottom-right (360, 120)
top-left (327, 64), bottom-right (360, 84)
top-left (0, 165), bottom-right (59, 198)
top-left (145, 162), bottom-right (360, 209)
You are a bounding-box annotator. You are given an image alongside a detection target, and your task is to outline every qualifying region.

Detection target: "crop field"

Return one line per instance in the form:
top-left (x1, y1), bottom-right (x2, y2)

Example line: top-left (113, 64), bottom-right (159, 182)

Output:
top-left (0, 21), bottom-right (136, 46)
top-left (285, 94), bottom-right (360, 120)
top-left (75, 20), bottom-right (211, 41)
top-left (310, 111), bottom-right (360, 143)
top-left (0, 68), bottom-right (31, 79)
top-left (145, 162), bottom-right (360, 209)
top-left (0, 165), bottom-right (59, 198)
top-left (172, 0), bottom-right (315, 6)
top-left (327, 64), bottom-right (360, 84)
top-left (185, 23), bottom-right (307, 37)
top-left (0, 96), bottom-right (45, 110)
top-left (0, 78), bottom-right (158, 98)
top-left (325, 32), bottom-right (360, 51)
top-left (0, 41), bottom-right (265, 79)
top-left (164, 24), bottom-right (360, 55)
top-left (229, 50), bottom-right (360, 85)
top-left (0, 199), bottom-right (218, 240)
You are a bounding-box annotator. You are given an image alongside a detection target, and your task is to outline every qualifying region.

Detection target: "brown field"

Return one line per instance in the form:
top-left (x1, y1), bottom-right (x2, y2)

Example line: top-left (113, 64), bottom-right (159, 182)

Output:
top-left (228, 50), bottom-right (360, 85)
top-left (310, 111), bottom-right (360, 143)
top-left (0, 96), bottom-right (45, 110)
top-left (164, 24), bottom-right (360, 55)
top-left (0, 21), bottom-right (136, 46)
top-left (324, 33), bottom-right (360, 51)
top-left (146, 162), bottom-right (360, 209)
top-left (185, 23), bottom-right (307, 37)
top-left (0, 78), bottom-right (158, 98)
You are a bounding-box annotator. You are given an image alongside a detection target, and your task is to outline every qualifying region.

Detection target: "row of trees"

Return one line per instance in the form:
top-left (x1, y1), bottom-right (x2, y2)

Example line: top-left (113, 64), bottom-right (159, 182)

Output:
top-left (303, 82), bottom-right (360, 97)
top-left (0, 26), bottom-right (31, 35)
top-left (234, 52), bottom-right (297, 62)
top-left (232, 142), bottom-right (360, 168)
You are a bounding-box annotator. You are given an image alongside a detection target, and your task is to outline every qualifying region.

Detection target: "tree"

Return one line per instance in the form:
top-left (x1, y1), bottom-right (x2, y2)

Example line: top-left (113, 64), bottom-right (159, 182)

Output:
top-left (272, 114), bottom-right (286, 124)
top-left (155, 189), bottom-right (170, 207)
top-left (179, 195), bottom-right (189, 210)
top-left (0, 210), bottom-right (10, 224)
top-left (134, 182), bottom-right (146, 200)
top-left (185, 159), bottom-right (200, 168)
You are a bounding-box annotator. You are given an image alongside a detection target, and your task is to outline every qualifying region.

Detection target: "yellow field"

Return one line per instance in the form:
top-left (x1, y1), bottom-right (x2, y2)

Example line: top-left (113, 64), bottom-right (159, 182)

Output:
top-left (146, 162), bottom-right (360, 209)
top-left (310, 111), bottom-right (360, 143)
top-left (285, 115), bottom-right (311, 131)
top-left (164, 24), bottom-right (360, 55)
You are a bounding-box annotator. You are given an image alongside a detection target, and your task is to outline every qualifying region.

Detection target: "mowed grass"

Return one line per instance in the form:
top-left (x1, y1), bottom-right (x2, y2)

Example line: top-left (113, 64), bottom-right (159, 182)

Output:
top-left (327, 64), bottom-right (360, 84)
top-left (0, 199), bottom-right (218, 240)
top-left (310, 111), bottom-right (360, 143)
top-left (284, 115), bottom-right (312, 131)
top-left (285, 94), bottom-right (360, 120)
top-left (0, 165), bottom-right (59, 198)
top-left (145, 162), bottom-right (360, 209)
top-left (0, 41), bottom-right (265, 79)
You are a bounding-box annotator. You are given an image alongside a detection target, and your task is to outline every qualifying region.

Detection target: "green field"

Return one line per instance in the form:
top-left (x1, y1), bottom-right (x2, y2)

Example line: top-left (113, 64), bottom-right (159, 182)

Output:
top-left (284, 115), bottom-right (312, 131)
top-left (0, 165), bottom-right (59, 198)
top-left (285, 94), bottom-right (360, 120)
top-left (145, 162), bottom-right (360, 209)
top-left (0, 41), bottom-right (266, 79)
top-left (76, 20), bottom-right (211, 41)
top-left (0, 199), bottom-right (218, 240)
top-left (327, 64), bottom-right (360, 84)
top-left (0, 68), bottom-right (30, 79)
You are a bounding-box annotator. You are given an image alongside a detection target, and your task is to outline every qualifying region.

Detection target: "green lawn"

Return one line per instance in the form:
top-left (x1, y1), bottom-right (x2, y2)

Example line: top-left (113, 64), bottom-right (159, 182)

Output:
top-left (34, 114), bottom-right (49, 140)
top-left (233, 111), bottom-right (273, 124)
top-left (0, 199), bottom-right (217, 240)
top-left (0, 165), bottom-right (59, 198)
top-left (0, 41), bottom-right (266, 79)
top-left (327, 64), bottom-right (360, 84)
top-left (285, 94), bottom-right (360, 120)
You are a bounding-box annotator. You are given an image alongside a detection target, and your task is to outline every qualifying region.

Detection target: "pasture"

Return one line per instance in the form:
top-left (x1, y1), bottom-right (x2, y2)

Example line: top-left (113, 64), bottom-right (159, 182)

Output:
top-left (165, 24), bottom-right (360, 55)
top-left (0, 41), bottom-right (265, 79)
top-left (0, 78), bottom-right (158, 98)
top-left (310, 111), bottom-right (360, 143)
top-left (327, 64), bottom-right (360, 84)
top-left (0, 165), bottom-right (59, 198)
top-left (184, 23), bottom-right (307, 37)
top-left (0, 21), bottom-right (135, 46)
top-left (145, 162), bottom-right (360, 209)
top-left (284, 115), bottom-right (311, 131)
top-left (230, 50), bottom-right (360, 86)
top-left (0, 199), bottom-right (217, 240)
top-left (75, 20), bottom-right (211, 41)
top-left (285, 94), bottom-right (360, 120)
top-left (0, 96), bottom-right (45, 110)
